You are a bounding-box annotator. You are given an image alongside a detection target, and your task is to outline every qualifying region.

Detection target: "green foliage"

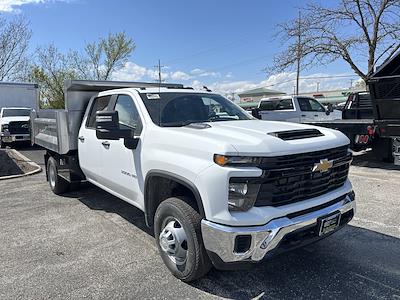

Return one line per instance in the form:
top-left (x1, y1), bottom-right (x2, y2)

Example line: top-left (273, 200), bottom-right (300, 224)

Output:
top-left (30, 32), bottom-right (135, 108)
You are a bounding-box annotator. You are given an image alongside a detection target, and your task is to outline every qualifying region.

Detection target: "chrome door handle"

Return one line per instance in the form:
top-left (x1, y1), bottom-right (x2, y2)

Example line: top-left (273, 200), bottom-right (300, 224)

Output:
top-left (102, 141), bottom-right (110, 148)
top-left (78, 136), bottom-right (85, 142)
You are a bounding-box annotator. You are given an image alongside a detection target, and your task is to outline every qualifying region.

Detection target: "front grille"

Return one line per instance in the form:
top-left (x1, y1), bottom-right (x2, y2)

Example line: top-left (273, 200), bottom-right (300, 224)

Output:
top-left (254, 146), bottom-right (351, 207)
top-left (8, 121), bottom-right (30, 134)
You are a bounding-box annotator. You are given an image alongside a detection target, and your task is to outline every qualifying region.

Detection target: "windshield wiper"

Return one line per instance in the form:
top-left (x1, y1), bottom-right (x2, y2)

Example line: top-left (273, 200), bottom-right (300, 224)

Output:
top-left (161, 120), bottom-right (208, 127)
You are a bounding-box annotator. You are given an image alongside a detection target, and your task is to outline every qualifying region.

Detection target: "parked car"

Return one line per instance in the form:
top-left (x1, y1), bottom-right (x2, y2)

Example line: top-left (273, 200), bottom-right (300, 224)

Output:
top-left (0, 107), bottom-right (33, 148)
top-left (32, 80), bottom-right (355, 282)
top-left (252, 96), bottom-right (341, 122)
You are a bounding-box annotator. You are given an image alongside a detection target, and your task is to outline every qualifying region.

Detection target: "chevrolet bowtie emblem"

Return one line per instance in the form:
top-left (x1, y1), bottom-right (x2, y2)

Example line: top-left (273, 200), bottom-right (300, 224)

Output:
top-left (312, 159), bottom-right (333, 173)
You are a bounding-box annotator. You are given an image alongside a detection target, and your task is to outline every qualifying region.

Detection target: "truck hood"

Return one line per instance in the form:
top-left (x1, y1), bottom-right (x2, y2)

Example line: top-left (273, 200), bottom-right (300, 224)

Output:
top-left (182, 120), bottom-right (350, 156)
top-left (0, 116), bottom-right (30, 124)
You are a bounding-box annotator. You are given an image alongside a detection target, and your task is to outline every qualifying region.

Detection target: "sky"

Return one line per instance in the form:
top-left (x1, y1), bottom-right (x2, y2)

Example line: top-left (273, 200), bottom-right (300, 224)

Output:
top-left (0, 0), bottom-right (363, 96)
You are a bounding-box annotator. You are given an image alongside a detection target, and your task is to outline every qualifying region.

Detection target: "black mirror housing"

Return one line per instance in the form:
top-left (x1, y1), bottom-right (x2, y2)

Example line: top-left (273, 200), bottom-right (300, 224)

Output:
top-left (95, 111), bottom-right (134, 140)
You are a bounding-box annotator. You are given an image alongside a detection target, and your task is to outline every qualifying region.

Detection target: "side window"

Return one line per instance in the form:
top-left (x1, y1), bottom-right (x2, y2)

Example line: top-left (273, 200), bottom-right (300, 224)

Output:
top-left (298, 98), bottom-right (325, 112)
top-left (309, 99), bottom-right (326, 112)
top-left (277, 99), bottom-right (294, 110)
top-left (297, 98), bottom-right (311, 111)
top-left (114, 94), bottom-right (143, 135)
top-left (87, 96), bottom-right (112, 128)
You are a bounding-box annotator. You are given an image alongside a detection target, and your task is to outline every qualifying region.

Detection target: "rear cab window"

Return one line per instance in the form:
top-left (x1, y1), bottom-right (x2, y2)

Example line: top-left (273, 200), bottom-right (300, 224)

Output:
top-left (259, 99), bottom-right (294, 111)
top-left (86, 95), bottom-right (112, 128)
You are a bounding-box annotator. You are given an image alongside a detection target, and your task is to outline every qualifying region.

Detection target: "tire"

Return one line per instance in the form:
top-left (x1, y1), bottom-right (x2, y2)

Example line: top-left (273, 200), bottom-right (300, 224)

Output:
top-left (154, 197), bottom-right (212, 282)
top-left (47, 157), bottom-right (70, 195)
top-left (0, 140), bottom-right (6, 149)
top-left (371, 137), bottom-right (394, 163)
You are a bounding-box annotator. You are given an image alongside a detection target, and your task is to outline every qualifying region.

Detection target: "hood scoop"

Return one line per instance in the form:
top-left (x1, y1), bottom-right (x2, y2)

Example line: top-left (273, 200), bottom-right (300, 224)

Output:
top-left (268, 129), bottom-right (324, 140)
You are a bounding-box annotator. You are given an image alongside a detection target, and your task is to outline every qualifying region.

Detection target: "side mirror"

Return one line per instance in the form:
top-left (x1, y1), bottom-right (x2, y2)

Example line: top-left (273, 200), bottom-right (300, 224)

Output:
top-left (251, 108), bottom-right (261, 119)
top-left (95, 111), bottom-right (134, 141)
top-left (325, 110), bottom-right (331, 115)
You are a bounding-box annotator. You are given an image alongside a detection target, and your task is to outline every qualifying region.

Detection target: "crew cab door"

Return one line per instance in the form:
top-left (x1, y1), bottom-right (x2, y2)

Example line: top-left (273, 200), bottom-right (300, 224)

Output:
top-left (78, 95), bottom-right (112, 184)
top-left (100, 94), bottom-right (143, 203)
top-left (297, 97), bottom-right (328, 122)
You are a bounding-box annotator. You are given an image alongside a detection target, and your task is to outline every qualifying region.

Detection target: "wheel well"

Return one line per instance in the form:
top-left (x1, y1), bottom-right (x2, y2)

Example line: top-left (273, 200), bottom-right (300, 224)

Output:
top-left (145, 174), bottom-right (204, 227)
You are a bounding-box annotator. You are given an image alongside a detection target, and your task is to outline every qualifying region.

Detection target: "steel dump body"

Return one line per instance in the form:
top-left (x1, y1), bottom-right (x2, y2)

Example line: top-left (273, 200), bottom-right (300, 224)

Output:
top-left (32, 80), bottom-right (183, 154)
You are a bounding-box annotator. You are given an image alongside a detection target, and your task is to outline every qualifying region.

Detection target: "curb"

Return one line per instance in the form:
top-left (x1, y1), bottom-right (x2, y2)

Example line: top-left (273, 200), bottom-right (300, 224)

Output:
top-left (0, 149), bottom-right (42, 180)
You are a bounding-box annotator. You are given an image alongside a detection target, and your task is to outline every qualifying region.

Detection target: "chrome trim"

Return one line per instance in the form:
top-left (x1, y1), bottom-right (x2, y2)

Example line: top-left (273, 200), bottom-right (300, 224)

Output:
top-left (201, 194), bottom-right (355, 263)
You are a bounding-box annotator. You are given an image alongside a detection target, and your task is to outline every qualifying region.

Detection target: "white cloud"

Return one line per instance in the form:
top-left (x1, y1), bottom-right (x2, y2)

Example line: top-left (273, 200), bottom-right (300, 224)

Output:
top-left (170, 71), bottom-right (192, 81)
top-left (190, 68), bottom-right (220, 78)
top-left (0, 0), bottom-right (67, 12)
top-left (112, 62), bottom-right (148, 81)
top-left (191, 72), bottom-right (359, 96)
top-left (112, 61), bottom-right (358, 96)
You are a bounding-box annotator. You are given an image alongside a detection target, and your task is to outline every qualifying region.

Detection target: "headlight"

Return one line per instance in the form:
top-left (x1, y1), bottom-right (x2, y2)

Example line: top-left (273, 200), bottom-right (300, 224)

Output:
top-left (228, 180), bottom-right (260, 211)
top-left (214, 154), bottom-right (261, 167)
top-left (1, 124), bottom-right (9, 131)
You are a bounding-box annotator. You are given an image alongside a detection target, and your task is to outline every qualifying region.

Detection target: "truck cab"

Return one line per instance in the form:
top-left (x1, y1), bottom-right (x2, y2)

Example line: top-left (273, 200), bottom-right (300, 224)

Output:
top-left (0, 107), bottom-right (32, 148)
top-left (256, 96), bottom-right (341, 122)
top-left (32, 80), bottom-right (356, 282)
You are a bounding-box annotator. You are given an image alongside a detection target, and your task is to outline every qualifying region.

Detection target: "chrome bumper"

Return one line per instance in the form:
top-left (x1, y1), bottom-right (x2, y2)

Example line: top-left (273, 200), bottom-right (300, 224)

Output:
top-left (1, 133), bottom-right (30, 142)
top-left (201, 194), bottom-right (355, 263)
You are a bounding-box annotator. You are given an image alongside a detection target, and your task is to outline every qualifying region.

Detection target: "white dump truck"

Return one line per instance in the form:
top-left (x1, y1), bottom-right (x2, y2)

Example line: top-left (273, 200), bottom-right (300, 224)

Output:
top-left (32, 80), bottom-right (355, 282)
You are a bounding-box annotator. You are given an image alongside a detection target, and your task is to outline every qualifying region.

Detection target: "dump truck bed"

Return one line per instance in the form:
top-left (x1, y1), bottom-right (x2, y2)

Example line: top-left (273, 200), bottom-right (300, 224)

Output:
top-left (32, 80), bottom-right (184, 154)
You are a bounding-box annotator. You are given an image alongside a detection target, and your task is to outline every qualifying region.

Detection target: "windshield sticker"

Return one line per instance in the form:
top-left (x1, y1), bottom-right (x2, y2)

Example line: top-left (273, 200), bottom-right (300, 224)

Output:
top-left (147, 93), bottom-right (160, 100)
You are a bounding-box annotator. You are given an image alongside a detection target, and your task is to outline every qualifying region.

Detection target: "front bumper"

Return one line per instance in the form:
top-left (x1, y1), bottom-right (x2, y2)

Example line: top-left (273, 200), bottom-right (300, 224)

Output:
top-left (201, 192), bottom-right (355, 264)
top-left (1, 133), bottom-right (30, 143)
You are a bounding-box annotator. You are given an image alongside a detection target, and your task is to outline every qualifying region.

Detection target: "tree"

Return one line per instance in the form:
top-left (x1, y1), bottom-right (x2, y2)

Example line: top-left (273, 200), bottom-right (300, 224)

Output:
top-left (271, 0), bottom-right (400, 92)
top-left (72, 32), bottom-right (135, 80)
top-left (30, 32), bottom-right (135, 108)
top-left (0, 16), bottom-right (31, 81)
top-left (30, 45), bottom-right (79, 108)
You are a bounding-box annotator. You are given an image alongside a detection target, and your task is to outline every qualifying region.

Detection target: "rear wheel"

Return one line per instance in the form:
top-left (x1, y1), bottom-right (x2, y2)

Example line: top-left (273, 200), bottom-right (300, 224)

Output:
top-left (154, 197), bottom-right (212, 282)
top-left (47, 157), bottom-right (70, 195)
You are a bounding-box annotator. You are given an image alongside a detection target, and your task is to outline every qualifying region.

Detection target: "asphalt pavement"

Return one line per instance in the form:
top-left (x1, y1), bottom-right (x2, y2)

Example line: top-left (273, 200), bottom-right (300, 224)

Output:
top-left (0, 147), bottom-right (399, 299)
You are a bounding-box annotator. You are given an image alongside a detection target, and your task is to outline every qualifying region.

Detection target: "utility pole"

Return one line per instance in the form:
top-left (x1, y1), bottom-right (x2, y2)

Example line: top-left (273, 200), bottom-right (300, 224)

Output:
top-left (349, 79), bottom-right (353, 89)
top-left (295, 10), bottom-right (301, 95)
top-left (154, 59), bottom-right (165, 85)
top-left (316, 82), bottom-right (320, 92)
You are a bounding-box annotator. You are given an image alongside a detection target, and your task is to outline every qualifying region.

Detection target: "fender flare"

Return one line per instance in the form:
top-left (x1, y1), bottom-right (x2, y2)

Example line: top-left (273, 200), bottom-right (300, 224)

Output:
top-left (144, 170), bottom-right (205, 227)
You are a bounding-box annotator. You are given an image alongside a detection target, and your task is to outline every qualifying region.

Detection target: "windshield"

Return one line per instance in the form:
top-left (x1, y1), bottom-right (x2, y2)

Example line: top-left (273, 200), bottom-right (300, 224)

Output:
top-left (2, 109), bottom-right (31, 117)
top-left (140, 92), bottom-right (252, 127)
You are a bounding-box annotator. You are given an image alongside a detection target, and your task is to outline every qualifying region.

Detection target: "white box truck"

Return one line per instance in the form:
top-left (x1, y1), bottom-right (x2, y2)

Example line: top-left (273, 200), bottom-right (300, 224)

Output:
top-left (0, 82), bottom-right (39, 148)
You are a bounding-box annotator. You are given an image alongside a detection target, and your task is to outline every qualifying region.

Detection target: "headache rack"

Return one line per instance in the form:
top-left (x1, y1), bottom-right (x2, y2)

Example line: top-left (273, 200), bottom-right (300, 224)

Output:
top-left (368, 50), bottom-right (400, 137)
top-left (31, 80), bottom-right (184, 154)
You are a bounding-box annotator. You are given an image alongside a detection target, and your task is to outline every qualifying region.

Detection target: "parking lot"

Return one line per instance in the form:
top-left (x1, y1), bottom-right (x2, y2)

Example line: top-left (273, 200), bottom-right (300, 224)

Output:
top-left (0, 148), bottom-right (399, 299)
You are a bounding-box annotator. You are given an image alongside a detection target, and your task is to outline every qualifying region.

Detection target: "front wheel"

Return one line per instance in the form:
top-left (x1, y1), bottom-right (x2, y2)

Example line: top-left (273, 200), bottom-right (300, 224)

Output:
top-left (154, 197), bottom-right (212, 282)
top-left (47, 157), bottom-right (70, 195)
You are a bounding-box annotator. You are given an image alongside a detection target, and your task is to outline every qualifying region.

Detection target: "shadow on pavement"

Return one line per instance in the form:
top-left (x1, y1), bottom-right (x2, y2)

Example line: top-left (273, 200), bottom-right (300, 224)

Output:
top-left (63, 183), bottom-right (400, 299)
top-left (192, 225), bottom-right (400, 299)
top-left (351, 149), bottom-right (400, 171)
top-left (63, 183), bottom-right (153, 236)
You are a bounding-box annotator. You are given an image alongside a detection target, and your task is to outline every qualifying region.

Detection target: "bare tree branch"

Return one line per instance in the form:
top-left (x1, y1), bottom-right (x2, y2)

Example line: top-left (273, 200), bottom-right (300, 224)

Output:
top-left (270, 0), bottom-right (400, 83)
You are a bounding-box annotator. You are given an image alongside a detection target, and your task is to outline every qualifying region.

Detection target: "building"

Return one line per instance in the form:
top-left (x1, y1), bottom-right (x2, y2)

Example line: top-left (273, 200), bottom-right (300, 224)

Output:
top-left (238, 87), bottom-right (286, 109)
